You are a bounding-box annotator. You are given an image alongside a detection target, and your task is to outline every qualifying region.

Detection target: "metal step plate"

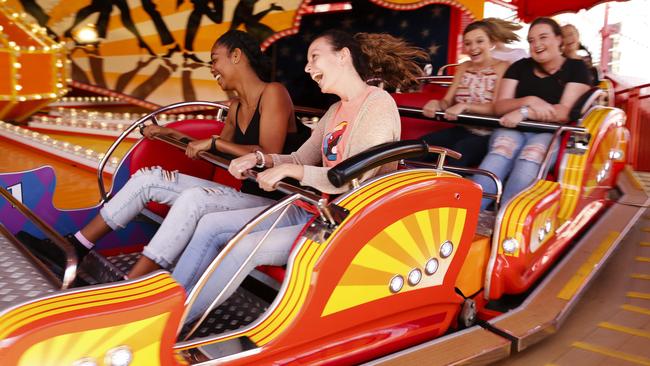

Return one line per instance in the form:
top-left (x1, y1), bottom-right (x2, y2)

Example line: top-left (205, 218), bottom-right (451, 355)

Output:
top-left (0, 233), bottom-right (55, 310)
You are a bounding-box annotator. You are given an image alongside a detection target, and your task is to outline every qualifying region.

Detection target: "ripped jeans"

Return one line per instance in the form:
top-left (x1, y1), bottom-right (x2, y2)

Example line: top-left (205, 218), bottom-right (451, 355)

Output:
top-left (99, 167), bottom-right (275, 268)
top-left (472, 129), bottom-right (555, 209)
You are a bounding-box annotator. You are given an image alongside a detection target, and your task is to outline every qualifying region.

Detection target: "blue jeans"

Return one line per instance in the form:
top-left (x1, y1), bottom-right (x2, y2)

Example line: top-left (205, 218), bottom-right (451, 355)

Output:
top-left (472, 129), bottom-right (554, 209)
top-left (171, 204), bottom-right (312, 323)
top-left (99, 166), bottom-right (276, 268)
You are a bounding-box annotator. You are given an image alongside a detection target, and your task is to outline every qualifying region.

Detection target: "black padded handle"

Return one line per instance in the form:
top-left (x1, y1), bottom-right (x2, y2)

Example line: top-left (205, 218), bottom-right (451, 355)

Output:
top-left (327, 140), bottom-right (428, 188)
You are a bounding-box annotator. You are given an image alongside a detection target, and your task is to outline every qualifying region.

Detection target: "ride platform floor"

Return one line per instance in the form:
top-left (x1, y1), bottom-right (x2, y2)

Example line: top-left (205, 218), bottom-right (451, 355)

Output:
top-left (500, 173), bottom-right (650, 365)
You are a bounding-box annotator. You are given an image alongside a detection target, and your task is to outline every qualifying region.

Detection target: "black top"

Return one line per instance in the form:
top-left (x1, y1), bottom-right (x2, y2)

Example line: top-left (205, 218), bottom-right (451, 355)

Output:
top-left (231, 94), bottom-right (308, 199)
top-left (504, 57), bottom-right (591, 104)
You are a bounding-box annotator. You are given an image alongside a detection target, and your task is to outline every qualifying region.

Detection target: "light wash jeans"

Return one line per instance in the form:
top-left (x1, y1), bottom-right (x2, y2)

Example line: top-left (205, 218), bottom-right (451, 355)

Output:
top-left (99, 166), bottom-right (275, 268)
top-left (173, 222), bottom-right (308, 324)
top-left (472, 129), bottom-right (555, 209)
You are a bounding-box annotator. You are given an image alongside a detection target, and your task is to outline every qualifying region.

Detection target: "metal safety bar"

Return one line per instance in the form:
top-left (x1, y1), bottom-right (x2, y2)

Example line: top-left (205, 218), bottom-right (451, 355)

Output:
top-left (151, 134), bottom-right (326, 207)
top-left (96, 101), bottom-right (230, 203)
top-left (536, 127), bottom-right (568, 180)
top-left (397, 106), bottom-right (588, 135)
top-left (403, 161), bottom-right (504, 210)
top-left (177, 193), bottom-right (303, 344)
top-left (0, 187), bottom-right (77, 289)
top-left (437, 63), bottom-right (460, 76)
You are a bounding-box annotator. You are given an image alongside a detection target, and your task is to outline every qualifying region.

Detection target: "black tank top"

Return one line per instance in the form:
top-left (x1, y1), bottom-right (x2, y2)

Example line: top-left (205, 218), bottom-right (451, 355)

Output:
top-left (233, 93), bottom-right (306, 199)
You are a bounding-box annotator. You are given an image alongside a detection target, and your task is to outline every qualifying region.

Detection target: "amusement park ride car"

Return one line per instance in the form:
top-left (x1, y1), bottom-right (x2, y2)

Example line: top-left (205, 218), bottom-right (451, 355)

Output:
top-left (0, 72), bottom-right (648, 365)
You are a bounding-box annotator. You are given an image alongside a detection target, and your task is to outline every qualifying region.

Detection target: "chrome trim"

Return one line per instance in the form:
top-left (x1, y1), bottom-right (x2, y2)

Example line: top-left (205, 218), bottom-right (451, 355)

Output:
top-left (180, 194), bottom-right (301, 340)
top-left (150, 133), bottom-right (347, 226)
top-left (536, 127), bottom-right (565, 180)
top-left (0, 186), bottom-right (77, 289)
top-left (97, 101), bottom-right (230, 203)
top-left (403, 161), bottom-right (503, 209)
top-left (174, 235), bottom-right (311, 350)
top-left (437, 63), bottom-right (459, 76)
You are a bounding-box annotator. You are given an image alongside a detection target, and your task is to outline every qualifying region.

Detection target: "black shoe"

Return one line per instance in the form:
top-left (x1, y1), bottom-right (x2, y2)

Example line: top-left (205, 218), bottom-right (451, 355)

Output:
top-left (16, 231), bottom-right (91, 265)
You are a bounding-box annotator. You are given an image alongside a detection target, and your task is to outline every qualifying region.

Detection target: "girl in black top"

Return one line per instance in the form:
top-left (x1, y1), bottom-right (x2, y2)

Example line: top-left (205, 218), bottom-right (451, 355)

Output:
top-left (37, 30), bottom-right (299, 278)
top-left (473, 17), bottom-right (591, 209)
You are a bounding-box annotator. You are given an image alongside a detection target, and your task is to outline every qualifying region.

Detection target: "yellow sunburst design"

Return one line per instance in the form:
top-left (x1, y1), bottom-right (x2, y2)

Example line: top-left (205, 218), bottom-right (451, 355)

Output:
top-left (322, 207), bottom-right (467, 316)
top-left (18, 313), bottom-right (170, 366)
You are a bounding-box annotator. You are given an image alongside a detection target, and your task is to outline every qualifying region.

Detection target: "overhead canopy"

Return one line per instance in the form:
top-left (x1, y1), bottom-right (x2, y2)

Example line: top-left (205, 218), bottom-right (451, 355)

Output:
top-left (515, 0), bottom-right (628, 22)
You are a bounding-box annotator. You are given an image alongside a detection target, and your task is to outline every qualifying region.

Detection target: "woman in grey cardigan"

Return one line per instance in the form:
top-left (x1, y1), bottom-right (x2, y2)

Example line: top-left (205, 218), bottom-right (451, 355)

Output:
top-left (170, 30), bottom-right (427, 323)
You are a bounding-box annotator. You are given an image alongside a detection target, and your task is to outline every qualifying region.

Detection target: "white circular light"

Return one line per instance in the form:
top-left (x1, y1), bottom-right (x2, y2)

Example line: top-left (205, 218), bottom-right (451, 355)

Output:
top-left (389, 275), bottom-right (404, 293)
top-left (609, 149), bottom-right (623, 160)
top-left (407, 268), bottom-right (422, 286)
top-left (544, 219), bottom-right (552, 233)
top-left (538, 228), bottom-right (545, 242)
top-left (502, 238), bottom-right (519, 254)
top-left (425, 258), bottom-right (439, 275)
top-left (105, 345), bottom-right (133, 366)
top-left (440, 240), bottom-right (453, 258)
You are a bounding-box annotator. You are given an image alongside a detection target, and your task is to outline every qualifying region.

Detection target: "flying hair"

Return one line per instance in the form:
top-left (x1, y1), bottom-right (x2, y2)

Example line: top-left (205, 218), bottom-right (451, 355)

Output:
top-left (316, 30), bottom-right (428, 91)
top-left (483, 17), bottom-right (522, 44)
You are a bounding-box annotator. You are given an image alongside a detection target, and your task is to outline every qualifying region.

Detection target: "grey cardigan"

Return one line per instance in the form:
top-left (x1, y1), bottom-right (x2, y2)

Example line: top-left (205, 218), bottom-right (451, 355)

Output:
top-left (270, 87), bottom-right (401, 194)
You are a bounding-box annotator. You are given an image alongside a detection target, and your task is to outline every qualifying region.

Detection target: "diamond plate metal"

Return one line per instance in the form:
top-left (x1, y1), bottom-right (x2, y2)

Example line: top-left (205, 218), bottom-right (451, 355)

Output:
top-left (105, 253), bottom-right (269, 340)
top-left (0, 234), bottom-right (55, 310)
top-left (191, 288), bottom-right (269, 339)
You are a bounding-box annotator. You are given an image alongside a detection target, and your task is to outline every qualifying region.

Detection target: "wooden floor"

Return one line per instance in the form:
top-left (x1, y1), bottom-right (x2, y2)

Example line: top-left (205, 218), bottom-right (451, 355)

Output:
top-left (501, 175), bottom-right (650, 366)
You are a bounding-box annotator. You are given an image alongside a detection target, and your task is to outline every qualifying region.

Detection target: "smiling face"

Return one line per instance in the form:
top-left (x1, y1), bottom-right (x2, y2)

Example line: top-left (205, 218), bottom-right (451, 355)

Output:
top-left (527, 23), bottom-right (563, 64)
top-left (463, 28), bottom-right (493, 65)
top-left (561, 25), bottom-right (580, 55)
top-left (209, 44), bottom-right (237, 90)
top-left (304, 36), bottom-right (344, 94)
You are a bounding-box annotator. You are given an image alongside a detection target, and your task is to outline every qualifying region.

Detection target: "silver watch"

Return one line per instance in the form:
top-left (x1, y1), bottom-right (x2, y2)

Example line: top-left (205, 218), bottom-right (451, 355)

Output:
top-left (519, 105), bottom-right (529, 120)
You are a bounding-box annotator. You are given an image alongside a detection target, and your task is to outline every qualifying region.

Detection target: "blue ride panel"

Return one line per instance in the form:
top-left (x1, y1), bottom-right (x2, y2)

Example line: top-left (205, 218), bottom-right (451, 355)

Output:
top-left (0, 166), bottom-right (157, 253)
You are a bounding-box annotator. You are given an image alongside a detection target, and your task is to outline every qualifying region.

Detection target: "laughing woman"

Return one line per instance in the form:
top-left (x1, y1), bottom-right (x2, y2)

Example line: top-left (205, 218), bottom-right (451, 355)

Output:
top-left (171, 30), bottom-right (427, 323)
top-left (473, 17), bottom-right (591, 208)
top-left (420, 20), bottom-right (509, 167)
top-left (27, 30), bottom-right (298, 275)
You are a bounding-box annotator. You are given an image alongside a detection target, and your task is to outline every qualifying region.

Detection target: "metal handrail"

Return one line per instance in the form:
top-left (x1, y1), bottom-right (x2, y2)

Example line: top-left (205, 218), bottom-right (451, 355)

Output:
top-left (614, 82), bottom-right (650, 95)
top-left (398, 106), bottom-right (588, 134)
top-left (437, 63), bottom-right (459, 76)
top-left (178, 193), bottom-right (303, 343)
top-left (152, 134), bottom-right (323, 206)
top-left (537, 127), bottom-right (570, 180)
top-left (402, 161), bottom-right (503, 210)
top-left (96, 101), bottom-right (230, 203)
top-left (0, 187), bottom-right (77, 289)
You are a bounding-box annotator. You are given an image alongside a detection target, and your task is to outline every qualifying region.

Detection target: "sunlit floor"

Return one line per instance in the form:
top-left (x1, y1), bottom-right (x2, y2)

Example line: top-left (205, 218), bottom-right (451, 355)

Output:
top-left (500, 176), bottom-right (650, 365)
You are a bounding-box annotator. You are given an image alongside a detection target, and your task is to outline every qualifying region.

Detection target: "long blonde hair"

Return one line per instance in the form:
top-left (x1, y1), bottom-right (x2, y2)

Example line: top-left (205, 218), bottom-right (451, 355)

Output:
top-left (483, 17), bottom-right (522, 44)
